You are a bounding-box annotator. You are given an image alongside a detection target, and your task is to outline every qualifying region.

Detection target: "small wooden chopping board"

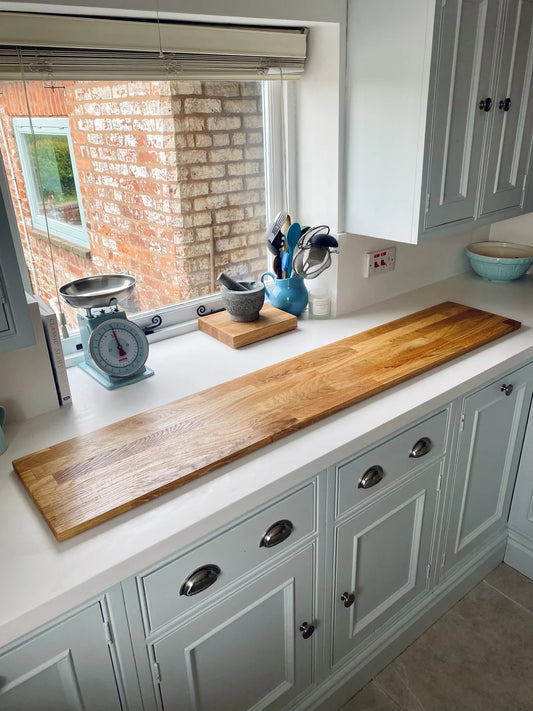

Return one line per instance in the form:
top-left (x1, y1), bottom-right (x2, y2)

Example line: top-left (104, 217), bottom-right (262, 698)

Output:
top-left (13, 302), bottom-right (521, 541)
top-left (198, 304), bottom-right (297, 348)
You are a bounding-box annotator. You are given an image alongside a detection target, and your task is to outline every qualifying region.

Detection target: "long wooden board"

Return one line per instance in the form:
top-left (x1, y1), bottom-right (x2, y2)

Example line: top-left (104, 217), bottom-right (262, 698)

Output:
top-left (13, 302), bottom-right (521, 541)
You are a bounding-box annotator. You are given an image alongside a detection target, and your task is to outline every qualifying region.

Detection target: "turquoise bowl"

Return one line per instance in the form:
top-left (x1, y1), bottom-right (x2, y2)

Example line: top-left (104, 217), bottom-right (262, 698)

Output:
top-left (466, 241), bottom-right (533, 282)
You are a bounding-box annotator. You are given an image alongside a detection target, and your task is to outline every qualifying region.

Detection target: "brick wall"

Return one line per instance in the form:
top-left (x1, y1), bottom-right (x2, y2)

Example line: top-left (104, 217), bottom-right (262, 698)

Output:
top-left (0, 79), bottom-right (267, 329)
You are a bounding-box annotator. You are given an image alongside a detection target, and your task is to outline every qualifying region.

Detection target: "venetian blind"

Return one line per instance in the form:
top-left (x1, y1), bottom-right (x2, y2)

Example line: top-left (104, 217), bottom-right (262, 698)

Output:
top-left (0, 12), bottom-right (308, 80)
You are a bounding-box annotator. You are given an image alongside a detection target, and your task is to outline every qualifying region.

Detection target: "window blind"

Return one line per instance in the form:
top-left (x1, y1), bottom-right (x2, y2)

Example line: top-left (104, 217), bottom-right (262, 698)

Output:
top-left (0, 12), bottom-right (308, 80)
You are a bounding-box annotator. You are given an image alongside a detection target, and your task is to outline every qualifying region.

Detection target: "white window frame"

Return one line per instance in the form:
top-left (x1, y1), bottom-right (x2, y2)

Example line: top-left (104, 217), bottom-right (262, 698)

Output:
top-left (12, 117), bottom-right (89, 248)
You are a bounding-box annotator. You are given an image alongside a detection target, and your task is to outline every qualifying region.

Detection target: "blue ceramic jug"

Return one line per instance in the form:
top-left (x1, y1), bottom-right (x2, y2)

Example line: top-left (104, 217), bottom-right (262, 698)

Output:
top-left (260, 272), bottom-right (308, 317)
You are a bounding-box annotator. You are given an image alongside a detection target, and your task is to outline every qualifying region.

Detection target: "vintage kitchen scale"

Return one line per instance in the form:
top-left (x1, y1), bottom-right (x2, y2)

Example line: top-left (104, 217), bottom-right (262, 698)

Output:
top-left (59, 274), bottom-right (154, 390)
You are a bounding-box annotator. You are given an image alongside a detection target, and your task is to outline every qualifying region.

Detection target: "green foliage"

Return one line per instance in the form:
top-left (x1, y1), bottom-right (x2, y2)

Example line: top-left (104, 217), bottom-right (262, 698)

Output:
top-left (25, 134), bottom-right (76, 202)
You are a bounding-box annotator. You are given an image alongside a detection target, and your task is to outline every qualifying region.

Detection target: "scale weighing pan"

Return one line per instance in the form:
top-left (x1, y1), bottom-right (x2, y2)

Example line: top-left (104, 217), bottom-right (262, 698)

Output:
top-left (59, 274), bottom-right (136, 310)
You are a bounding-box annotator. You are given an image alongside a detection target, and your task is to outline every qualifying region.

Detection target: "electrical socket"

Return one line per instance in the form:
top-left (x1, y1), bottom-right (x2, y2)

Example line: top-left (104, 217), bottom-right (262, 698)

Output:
top-left (364, 247), bottom-right (396, 277)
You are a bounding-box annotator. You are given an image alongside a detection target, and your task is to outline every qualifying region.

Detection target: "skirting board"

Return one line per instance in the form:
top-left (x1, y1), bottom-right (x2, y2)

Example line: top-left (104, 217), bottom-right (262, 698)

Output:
top-left (288, 532), bottom-right (508, 711)
top-left (505, 530), bottom-right (533, 581)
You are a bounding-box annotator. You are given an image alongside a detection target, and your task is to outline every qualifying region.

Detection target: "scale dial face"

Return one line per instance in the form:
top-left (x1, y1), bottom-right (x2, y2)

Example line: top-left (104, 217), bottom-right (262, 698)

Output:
top-left (88, 318), bottom-right (149, 378)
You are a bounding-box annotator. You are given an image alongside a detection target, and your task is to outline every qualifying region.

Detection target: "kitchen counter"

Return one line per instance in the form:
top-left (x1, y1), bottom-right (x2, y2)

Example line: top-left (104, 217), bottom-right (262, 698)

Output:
top-left (2, 270), bottom-right (533, 647)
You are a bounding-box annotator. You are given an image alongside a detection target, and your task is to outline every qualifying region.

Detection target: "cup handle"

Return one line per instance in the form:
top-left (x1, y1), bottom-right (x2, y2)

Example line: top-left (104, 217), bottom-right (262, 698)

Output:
top-left (0, 406), bottom-right (5, 428)
top-left (260, 272), bottom-right (275, 299)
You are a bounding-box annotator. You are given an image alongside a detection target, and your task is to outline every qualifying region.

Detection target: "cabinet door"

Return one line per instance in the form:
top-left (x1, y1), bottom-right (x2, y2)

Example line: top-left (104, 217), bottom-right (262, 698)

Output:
top-left (478, 0), bottom-right (533, 217)
top-left (508, 396), bottom-right (533, 543)
top-left (149, 546), bottom-right (315, 711)
top-left (443, 373), bottom-right (531, 575)
top-left (332, 461), bottom-right (442, 666)
top-left (424, 0), bottom-right (500, 229)
top-left (0, 603), bottom-right (122, 711)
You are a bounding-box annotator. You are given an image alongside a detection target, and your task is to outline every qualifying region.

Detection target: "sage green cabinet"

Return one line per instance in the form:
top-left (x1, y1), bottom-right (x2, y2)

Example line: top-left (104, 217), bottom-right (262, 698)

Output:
top-left (345, 0), bottom-right (533, 243)
top-left (148, 546), bottom-right (316, 711)
top-left (0, 600), bottom-right (123, 711)
top-left (441, 364), bottom-right (533, 577)
top-left (332, 460), bottom-right (444, 666)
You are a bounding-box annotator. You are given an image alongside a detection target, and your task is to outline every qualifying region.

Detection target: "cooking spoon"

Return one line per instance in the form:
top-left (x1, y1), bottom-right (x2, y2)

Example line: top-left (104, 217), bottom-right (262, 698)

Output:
top-left (286, 222), bottom-right (301, 277)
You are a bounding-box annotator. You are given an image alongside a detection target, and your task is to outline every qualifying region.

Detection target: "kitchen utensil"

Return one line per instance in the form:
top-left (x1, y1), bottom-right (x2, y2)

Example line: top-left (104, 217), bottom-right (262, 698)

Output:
top-left (292, 225), bottom-right (338, 279)
top-left (260, 271), bottom-right (308, 316)
top-left (281, 214), bottom-right (291, 237)
top-left (466, 241), bottom-right (533, 282)
top-left (217, 272), bottom-right (248, 291)
top-left (286, 222), bottom-right (301, 278)
top-left (266, 211), bottom-right (288, 248)
top-left (59, 275), bottom-right (154, 390)
top-left (272, 254), bottom-right (282, 279)
top-left (310, 233), bottom-right (338, 249)
top-left (220, 281), bottom-right (265, 322)
top-left (281, 250), bottom-right (290, 277)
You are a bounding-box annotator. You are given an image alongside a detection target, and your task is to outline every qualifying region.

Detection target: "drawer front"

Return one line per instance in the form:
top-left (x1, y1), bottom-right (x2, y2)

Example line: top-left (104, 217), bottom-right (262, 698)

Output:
top-left (336, 409), bottom-right (449, 517)
top-left (139, 481), bottom-right (317, 633)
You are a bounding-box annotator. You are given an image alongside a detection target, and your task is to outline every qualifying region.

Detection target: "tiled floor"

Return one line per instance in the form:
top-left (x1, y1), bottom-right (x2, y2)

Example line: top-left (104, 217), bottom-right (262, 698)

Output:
top-left (341, 563), bottom-right (533, 711)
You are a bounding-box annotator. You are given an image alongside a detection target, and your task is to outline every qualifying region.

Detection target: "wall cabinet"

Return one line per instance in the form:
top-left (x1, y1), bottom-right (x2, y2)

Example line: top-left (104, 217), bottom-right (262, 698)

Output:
top-left (3, 361), bottom-right (533, 711)
top-left (345, 0), bottom-right (533, 243)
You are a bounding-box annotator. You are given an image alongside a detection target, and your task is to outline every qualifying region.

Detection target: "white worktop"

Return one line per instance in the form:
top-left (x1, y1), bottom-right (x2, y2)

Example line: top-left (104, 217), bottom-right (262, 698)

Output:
top-left (2, 271), bottom-right (533, 647)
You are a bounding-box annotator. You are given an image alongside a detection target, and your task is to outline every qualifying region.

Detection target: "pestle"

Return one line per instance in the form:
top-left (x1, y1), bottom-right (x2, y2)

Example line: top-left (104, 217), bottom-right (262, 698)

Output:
top-left (217, 272), bottom-right (249, 291)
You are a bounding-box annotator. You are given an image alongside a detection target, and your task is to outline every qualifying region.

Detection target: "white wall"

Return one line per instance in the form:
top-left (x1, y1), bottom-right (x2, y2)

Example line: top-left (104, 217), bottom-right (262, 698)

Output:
top-left (489, 212), bottom-right (533, 246)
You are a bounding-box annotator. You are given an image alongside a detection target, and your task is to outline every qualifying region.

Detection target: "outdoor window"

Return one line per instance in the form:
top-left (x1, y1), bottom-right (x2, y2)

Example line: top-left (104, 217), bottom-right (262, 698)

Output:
top-left (0, 13), bottom-right (307, 339)
top-left (13, 117), bottom-right (88, 248)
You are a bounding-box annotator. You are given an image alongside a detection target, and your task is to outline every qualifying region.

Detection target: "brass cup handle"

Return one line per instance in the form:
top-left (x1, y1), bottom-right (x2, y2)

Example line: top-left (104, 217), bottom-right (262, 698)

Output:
top-left (358, 465), bottom-right (384, 489)
top-left (180, 564), bottom-right (221, 597)
top-left (409, 437), bottom-right (432, 459)
top-left (341, 592), bottom-right (355, 608)
top-left (299, 621), bottom-right (315, 639)
top-left (500, 383), bottom-right (513, 397)
top-left (260, 520), bottom-right (294, 548)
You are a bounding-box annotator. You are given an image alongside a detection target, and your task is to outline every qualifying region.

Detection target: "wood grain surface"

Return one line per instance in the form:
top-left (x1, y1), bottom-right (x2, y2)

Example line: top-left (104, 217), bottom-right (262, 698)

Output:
top-left (13, 302), bottom-right (521, 541)
top-left (197, 304), bottom-right (297, 348)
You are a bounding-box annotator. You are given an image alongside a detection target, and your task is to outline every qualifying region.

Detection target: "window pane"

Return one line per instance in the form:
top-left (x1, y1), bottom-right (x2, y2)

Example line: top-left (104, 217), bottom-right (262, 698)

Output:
top-left (0, 79), bottom-right (268, 330)
top-left (22, 132), bottom-right (82, 227)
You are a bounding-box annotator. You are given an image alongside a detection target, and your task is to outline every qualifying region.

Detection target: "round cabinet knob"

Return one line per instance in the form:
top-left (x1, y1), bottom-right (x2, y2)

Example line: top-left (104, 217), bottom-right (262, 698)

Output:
top-left (409, 437), bottom-right (432, 459)
top-left (358, 465), bottom-right (384, 489)
top-left (260, 519), bottom-right (294, 548)
top-left (500, 383), bottom-right (513, 397)
top-left (479, 97), bottom-right (493, 111)
top-left (299, 622), bottom-right (315, 639)
top-left (340, 592), bottom-right (355, 608)
top-left (180, 564), bottom-right (221, 597)
top-left (499, 97), bottom-right (511, 111)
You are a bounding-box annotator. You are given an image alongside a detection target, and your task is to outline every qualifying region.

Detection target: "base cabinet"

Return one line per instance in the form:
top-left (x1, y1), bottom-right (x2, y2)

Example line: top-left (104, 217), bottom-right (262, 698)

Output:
top-left (333, 461), bottom-right (443, 665)
top-left (506, 396), bottom-right (533, 578)
top-left (0, 600), bottom-right (123, 711)
top-left (441, 366), bottom-right (533, 577)
top-left (149, 546), bottom-right (315, 711)
top-left (3, 362), bottom-right (533, 711)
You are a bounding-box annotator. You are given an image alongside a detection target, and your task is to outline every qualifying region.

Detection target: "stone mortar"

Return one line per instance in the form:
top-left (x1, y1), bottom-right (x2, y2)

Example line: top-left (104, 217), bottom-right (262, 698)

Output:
top-left (221, 281), bottom-right (265, 322)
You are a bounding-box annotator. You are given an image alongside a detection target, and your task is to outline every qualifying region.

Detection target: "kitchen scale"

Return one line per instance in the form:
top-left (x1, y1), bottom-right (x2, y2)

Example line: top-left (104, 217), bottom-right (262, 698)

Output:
top-left (59, 274), bottom-right (154, 390)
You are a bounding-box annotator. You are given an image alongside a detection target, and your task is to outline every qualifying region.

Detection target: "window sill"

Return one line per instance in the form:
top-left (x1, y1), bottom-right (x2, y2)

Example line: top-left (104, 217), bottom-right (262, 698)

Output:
top-left (30, 229), bottom-right (91, 259)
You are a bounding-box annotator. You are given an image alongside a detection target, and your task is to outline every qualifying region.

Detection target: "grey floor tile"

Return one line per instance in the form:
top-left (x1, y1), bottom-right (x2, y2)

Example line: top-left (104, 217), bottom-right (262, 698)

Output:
top-left (485, 562), bottom-right (533, 613)
top-left (343, 567), bottom-right (533, 711)
top-left (340, 681), bottom-right (401, 711)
